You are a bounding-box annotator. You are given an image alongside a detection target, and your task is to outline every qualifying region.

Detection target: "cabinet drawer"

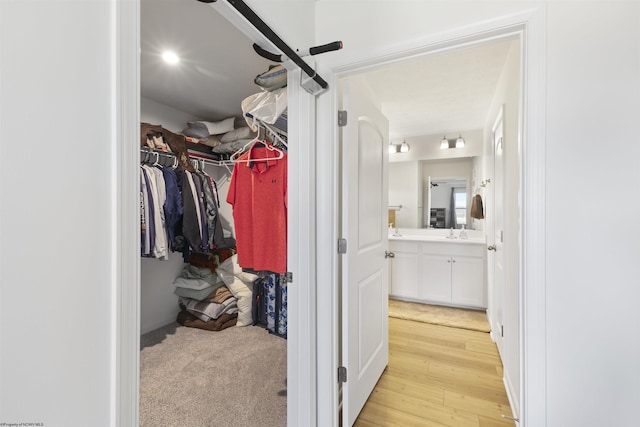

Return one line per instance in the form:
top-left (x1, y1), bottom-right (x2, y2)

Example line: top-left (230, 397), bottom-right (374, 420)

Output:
top-left (389, 241), bottom-right (420, 254)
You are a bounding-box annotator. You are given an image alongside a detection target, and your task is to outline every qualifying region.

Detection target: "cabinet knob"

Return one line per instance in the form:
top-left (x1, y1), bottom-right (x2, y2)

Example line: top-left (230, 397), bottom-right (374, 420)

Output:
top-left (385, 251), bottom-right (395, 259)
top-left (487, 245), bottom-right (497, 251)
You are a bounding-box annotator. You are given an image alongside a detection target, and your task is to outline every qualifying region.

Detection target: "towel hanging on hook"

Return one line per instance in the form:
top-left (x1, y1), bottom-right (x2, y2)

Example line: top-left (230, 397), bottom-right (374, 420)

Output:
top-left (470, 194), bottom-right (484, 219)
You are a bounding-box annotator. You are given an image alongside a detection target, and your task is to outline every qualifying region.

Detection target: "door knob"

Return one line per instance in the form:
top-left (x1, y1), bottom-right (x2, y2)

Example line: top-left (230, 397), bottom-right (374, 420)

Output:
top-left (487, 245), bottom-right (497, 251)
top-left (385, 251), bottom-right (395, 259)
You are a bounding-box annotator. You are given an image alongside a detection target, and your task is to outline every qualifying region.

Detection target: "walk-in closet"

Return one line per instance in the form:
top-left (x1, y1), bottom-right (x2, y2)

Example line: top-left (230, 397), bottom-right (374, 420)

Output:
top-left (139, 1), bottom-right (288, 425)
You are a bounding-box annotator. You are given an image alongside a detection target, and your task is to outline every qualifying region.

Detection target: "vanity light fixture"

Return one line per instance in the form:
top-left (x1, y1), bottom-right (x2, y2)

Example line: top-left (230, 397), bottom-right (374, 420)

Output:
top-left (389, 140), bottom-right (399, 154)
top-left (400, 139), bottom-right (410, 153)
top-left (440, 134), bottom-right (465, 149)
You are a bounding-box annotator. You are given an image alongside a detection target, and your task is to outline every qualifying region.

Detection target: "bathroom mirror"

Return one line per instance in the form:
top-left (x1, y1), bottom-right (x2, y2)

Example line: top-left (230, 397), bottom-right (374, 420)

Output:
top-left (388, 157), bottom-right (477, 229)
top-left (425, 177), bottom-right (470, 229)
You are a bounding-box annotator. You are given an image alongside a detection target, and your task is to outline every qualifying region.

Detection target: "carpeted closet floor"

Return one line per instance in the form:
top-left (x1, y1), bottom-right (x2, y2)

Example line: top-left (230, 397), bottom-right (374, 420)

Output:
top-left (140, 322), bottom-right (287, 427)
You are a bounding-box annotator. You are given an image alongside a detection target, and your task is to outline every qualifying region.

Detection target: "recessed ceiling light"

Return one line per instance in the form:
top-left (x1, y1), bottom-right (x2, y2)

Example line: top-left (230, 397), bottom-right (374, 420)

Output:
top-left (162, 51), bottom-right (180, 64)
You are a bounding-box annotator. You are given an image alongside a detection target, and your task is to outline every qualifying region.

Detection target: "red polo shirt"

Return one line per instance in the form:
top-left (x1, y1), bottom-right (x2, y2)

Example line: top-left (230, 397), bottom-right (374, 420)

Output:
top-left (226, 142), bottom-right (287, 273)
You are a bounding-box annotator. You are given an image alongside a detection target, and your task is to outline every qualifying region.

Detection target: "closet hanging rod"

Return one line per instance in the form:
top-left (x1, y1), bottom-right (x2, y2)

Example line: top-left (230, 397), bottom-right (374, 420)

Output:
top-left (198, 0), bottom-right (337, 94)
top-left (140, 147), bottom-right (222, 169)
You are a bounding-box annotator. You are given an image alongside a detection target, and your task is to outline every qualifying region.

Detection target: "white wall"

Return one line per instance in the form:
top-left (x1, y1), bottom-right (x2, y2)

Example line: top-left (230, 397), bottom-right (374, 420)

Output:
top-left (545, 3), bottom-right (640, 426)
top-left (141, 97), bottom-right (203, 133)
top-left (388, 161), bottom-right (420, 228)
top-left (315, 1), bottom-right (640, 426)
top-left (483, 38), bottom-right (521, 413)
top-left (0, 1), bottom-right (113, 425)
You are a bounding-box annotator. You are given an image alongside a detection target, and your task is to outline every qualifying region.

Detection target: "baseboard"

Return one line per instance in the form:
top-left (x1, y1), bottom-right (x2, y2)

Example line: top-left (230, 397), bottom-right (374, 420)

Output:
top-left (140, 314), bottom-right (178, 335)
top-left (389, 295), bottom-right (486, 311)
top-left (503, 369), bottom-right (520, 425)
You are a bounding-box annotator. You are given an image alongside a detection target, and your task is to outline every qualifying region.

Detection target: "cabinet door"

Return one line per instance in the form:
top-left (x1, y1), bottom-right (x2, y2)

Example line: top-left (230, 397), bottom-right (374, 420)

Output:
top-left (451, 255), bottom-right (485, 307)
top-left (420, 254), bottom-right (452, 303)
top-left (389, 248), bottom-right (420, 299)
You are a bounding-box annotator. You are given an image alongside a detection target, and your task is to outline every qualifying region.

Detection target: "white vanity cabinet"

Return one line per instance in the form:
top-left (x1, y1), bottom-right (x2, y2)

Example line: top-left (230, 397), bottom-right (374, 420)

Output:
top-left (389, 238), bottom-right (486, 308)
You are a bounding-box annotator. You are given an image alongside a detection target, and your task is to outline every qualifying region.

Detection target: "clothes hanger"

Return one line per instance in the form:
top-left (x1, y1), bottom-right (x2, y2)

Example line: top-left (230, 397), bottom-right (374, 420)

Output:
top-left (230, 125), bottom-right (264, 161)
top-left (230, 119), bottom-right (286, 164)
top-left (233, 140), bottom-right (284, 164)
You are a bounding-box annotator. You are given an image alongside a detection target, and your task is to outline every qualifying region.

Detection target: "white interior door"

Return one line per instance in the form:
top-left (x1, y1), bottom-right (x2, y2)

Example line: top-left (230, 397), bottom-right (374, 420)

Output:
top-left (492, 112), bottom-right (506, 358)
top-left (341, 78), bottom-right (389, 427)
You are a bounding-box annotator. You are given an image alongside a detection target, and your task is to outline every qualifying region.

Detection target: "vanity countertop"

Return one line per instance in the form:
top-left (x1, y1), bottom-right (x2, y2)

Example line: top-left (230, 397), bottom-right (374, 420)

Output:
top-left (389, 231), bottom-right (486, 245)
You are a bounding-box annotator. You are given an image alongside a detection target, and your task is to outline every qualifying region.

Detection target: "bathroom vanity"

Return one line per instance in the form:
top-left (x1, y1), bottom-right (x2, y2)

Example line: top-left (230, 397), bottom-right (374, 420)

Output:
top-left (388, 229), bottom-right (486, 309)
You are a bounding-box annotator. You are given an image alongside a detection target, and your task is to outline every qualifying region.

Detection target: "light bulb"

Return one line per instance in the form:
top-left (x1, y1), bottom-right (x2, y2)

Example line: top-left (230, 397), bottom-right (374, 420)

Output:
top-left (162, 51), bottom-right (180, 64)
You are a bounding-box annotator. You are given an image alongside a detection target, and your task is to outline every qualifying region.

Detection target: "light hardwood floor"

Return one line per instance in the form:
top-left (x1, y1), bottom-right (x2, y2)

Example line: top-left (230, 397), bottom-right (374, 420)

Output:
top-left (354, 317), bottom-right (514, 427)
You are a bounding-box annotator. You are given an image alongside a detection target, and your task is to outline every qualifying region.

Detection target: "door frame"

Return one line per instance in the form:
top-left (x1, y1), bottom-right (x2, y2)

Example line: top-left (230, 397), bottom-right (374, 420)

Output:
top-left (113, 2), bottom-right (316, 426)
top-left (315, 7), bottom-right (547, 427)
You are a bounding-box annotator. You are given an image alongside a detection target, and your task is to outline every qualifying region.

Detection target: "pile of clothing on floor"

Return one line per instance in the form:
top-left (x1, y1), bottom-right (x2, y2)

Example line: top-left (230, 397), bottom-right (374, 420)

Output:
top-left (174, 263), bottom-right (238, 331)
top-left (174, 249), bottom-right (257, 331)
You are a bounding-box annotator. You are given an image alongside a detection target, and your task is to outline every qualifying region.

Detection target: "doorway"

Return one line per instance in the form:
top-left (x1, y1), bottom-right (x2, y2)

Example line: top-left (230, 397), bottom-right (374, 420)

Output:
top-left (343, 35), bottom-right (521, 425)
top-left (115, 1), bottom-right (315, 425)
top-left (315, 12), bottom-right (548, 425)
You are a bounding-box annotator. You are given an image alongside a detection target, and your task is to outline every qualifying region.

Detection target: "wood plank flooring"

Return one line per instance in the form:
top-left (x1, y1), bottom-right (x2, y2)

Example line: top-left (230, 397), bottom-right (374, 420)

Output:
top-left (354, 317), bottom-right (514, 427)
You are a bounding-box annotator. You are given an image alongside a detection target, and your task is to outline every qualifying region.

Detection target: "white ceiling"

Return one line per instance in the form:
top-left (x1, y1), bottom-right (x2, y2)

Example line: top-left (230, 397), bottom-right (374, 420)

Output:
top-left (357, 39), bottom-right (515, 140)
top-left (141, 0), bottom-right (514, 137)
top-left (141, 0), bottom-right (273, 120)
